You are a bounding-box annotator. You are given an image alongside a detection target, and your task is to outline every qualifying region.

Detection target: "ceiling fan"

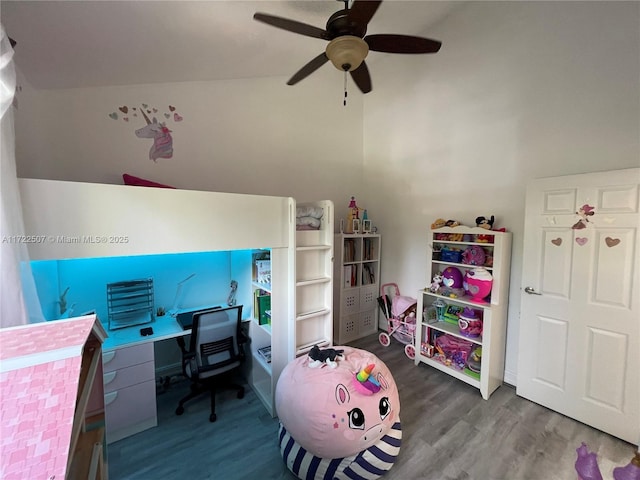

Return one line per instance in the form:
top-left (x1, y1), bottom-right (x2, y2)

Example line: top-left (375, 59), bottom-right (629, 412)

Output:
top-left (253, 0), bottom-right (442, 94)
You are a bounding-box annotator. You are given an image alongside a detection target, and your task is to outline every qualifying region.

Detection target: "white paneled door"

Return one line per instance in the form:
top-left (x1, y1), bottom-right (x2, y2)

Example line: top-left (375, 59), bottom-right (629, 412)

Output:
top-left (517, 168), bottom-right (639, 444)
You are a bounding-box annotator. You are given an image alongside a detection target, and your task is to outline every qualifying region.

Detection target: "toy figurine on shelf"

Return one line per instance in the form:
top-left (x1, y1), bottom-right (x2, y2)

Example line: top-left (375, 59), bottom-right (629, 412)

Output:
top-left (227, 280), bottom-right (238, 306)
top-left (476, 215), bottom-right (495, 230)
top-left (346, 196), bottom-right (365, 234)
top-left (476, 215), bottom-right (507, 233)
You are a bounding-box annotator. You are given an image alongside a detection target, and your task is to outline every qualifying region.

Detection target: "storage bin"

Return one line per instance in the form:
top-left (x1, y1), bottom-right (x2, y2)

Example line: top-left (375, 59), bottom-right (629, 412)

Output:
top-left (440, 249), bottom-right (462, 263)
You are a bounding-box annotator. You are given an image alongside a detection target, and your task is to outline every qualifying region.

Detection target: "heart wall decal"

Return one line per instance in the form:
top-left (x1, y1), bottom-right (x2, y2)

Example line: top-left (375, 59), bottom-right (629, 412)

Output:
top-left (551, 238), bottom-right (562, 246)
top-left (119, 106), bottom-right (128, 114)
top-left (108, 112), bottom-right (118, 120)
top-left (576, 237), bottom-right (588, 246)
top-left (605, 237), bottom-right (620, 247)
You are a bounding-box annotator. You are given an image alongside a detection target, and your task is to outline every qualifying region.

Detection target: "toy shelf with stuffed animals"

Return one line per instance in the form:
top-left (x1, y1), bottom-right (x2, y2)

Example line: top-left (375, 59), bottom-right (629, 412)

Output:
top-left (415, 227), bottom-right (512, 400)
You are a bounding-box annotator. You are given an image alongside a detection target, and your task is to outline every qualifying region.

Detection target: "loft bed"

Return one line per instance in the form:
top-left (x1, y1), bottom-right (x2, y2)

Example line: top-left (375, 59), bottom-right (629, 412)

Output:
top-left (18, 178), bottom-right (295, 417)
top-left (18, 179), bottom-right (293, 259)
top-left (17, 179), bottom-right (334, 418)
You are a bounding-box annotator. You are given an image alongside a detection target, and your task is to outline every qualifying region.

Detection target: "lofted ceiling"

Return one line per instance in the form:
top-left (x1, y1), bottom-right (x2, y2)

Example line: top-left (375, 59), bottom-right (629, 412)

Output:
top-left (1, 0), bottom-right (459, 90)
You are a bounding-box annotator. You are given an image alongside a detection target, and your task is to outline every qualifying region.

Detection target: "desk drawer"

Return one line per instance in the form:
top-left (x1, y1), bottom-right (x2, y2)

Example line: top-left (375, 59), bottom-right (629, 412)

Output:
top-left (103, 342), bottom-right (154, 372)
top-left (103, 360), bottom-right (154, 393)
top-left (105, 379), bottom-right (157, 439)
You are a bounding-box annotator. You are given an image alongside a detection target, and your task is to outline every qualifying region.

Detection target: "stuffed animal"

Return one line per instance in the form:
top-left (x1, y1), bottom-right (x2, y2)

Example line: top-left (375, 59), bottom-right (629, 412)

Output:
top-left (431, 218), bottom-right (461, 229)
top-left (430, 274), bottom-right (443, 293)
top-left (462, 245), bottom-right (486, 266)
top-left (308, 345), bottom-right (344, 369)
top-left (476, 215), bottom-right (495, 230)
top-left (431, 218), bottom-right (446, 229)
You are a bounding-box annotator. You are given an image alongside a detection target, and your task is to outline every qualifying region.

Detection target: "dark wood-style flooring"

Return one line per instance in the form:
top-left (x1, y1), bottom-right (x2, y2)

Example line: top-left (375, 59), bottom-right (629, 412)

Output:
top-left (108, 333), bottom-right (636, 479)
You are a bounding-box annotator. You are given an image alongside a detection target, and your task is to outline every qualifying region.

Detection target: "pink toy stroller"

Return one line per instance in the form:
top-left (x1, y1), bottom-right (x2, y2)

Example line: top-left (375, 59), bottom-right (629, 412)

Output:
top-left (377, 283), bottom-right (417, 359)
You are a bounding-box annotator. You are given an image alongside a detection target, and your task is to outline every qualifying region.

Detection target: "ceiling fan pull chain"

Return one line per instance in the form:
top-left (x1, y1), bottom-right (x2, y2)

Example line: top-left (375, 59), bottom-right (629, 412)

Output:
top-left (343, 71), bottom-right (348, 106)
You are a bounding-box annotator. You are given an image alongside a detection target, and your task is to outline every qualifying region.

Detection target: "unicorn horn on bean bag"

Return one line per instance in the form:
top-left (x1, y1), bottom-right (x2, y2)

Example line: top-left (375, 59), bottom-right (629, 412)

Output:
top-left (353, 363), bottom-right (381, 395)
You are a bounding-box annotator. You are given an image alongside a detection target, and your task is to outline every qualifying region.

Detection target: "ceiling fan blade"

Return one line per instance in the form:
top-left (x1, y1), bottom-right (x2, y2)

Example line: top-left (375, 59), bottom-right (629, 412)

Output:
top-left (347, 0), bottom-right (383, 28)
top-left (287, 53), bottom-right (330, 86)
top-left (350, 61), bottom-right (372, 94)
top-left (253, 13), bottom-right (327, 40)
top-left (365, 34), bottom-right (442, 54)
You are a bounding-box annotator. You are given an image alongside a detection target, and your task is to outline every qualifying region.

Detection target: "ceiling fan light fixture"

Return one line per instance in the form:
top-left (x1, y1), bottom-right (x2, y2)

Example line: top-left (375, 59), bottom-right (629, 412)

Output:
top-left (325, 35), bottom-right (369, 72)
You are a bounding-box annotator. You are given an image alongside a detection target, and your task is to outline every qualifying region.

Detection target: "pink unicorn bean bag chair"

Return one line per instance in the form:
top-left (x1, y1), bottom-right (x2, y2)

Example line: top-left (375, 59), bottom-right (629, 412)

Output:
top-left (275, 346), bottom-right (401, 480)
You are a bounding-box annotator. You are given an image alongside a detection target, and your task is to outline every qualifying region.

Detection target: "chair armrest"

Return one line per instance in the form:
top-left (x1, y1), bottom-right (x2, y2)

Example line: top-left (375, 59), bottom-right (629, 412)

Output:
top-left (187, 356), bottom-right (199, 380)
top-left (180, 351), bottom-right (197, 379)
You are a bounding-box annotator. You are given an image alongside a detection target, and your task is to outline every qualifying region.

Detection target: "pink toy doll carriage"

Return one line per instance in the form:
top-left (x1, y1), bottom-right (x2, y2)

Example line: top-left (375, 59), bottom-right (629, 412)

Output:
top-left (378, 283), bottom-right (418, 359)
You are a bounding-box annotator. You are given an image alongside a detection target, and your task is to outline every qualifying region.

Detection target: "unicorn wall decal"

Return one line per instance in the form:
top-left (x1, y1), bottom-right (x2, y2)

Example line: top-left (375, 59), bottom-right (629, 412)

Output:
top-left (135, 108), bottom-right (173, 162)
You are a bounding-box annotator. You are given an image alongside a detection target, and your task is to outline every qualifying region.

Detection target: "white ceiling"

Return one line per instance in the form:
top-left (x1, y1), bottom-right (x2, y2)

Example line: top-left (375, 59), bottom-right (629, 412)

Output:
top-left (1, 0), bottom-right (459, 90)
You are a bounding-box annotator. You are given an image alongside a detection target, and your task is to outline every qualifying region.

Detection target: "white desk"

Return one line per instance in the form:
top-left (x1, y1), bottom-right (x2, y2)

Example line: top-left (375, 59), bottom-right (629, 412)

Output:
top-left (103, 314), bottom-right (187, 352)
top-left (101, 305), bottom-right (249, 444)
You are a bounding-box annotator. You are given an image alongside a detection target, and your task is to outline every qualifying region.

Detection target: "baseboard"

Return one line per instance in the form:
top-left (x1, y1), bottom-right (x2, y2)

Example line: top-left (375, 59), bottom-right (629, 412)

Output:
top-left (503, 369), bottom-right (517, 387)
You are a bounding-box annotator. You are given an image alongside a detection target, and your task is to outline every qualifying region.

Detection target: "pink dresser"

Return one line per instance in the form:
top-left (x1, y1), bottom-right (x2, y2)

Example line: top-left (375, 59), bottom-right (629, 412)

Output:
top-left (0, 315), bottom-right (107, 479)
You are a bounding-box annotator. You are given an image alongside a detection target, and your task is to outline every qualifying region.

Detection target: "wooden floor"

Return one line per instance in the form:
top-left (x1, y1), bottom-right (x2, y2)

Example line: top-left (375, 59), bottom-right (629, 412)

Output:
top-left (108, 333), bottom-right (636, 479)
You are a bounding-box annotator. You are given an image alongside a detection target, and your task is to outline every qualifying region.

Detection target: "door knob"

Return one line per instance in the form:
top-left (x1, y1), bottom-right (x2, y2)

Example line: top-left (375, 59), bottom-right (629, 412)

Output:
top-left (524, 286), bottom-right (542, 295)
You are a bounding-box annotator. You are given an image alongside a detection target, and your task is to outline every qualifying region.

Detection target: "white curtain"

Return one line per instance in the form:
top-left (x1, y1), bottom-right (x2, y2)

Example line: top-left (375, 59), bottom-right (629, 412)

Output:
top-left (0, 25), bottom-right (44, 327)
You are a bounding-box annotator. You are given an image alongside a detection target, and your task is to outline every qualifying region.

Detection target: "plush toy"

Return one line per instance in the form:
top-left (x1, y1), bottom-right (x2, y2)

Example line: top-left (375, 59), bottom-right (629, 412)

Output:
top-left (308, 345), bottom-right (344, 369)
top-left (462, 245), bottom-right (486, 266)
top-left (431, 218), bottom-right (462, 229)
top-left (429, 274), bottom-right (443, 293)
top-left (575, 442), bottom-right (640, 480)
top-left (431, 218), bottom-right (446, 229)
top-left (476, 215), bottom-right (495, 230)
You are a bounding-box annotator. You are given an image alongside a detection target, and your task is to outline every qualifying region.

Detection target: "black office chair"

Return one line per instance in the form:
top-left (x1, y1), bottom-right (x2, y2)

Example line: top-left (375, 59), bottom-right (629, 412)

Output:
top-left (175, 305), bottom-right (246, 422)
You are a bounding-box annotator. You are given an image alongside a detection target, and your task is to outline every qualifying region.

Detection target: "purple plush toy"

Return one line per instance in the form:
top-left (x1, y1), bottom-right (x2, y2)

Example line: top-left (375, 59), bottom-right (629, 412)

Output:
top-left (613, 451), bottom-right (640, 480)
top-left (575, 443), bottom-right (603, 480)
top-left (575, 443), bottom-right (640, 480)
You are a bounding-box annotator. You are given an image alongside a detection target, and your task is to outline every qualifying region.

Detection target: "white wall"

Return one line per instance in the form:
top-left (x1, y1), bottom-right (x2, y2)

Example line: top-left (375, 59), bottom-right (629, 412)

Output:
top-left (363, 1), bottom-right (640, 383)
top-left (12, 1), bottom-right (639, 385)
top-left (13, 73), bottom-right (365, 212)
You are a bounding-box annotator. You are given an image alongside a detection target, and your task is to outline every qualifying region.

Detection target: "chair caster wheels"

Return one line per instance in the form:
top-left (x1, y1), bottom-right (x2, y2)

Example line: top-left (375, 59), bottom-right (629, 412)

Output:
top-left (209, 413), bottom-right (217, 422)
top-left (237, 389), bottom-right (245, 399)
top-left (175, 406), bottom-right (185, 416)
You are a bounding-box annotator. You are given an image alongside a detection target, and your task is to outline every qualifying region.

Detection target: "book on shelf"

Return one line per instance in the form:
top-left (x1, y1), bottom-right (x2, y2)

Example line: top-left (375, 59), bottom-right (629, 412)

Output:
top-left (363, 238), bottom-right (374, 261)
top-left (255, 259), bottom-right (271, 284)
top-left (254, 289), bottom-right (271, 325)
top-left (252, 251), bottom-right (271, 284)
top-left (362, 264), bottom-right (375, 285)
top-left (344, 265), bottom-right (357, 287)
top-left (344, 239), bottom-right (356, 262)
top-left (257, 346), bottom-right (272, 363)
top-left (344, 266), bottom-right (351, 287)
